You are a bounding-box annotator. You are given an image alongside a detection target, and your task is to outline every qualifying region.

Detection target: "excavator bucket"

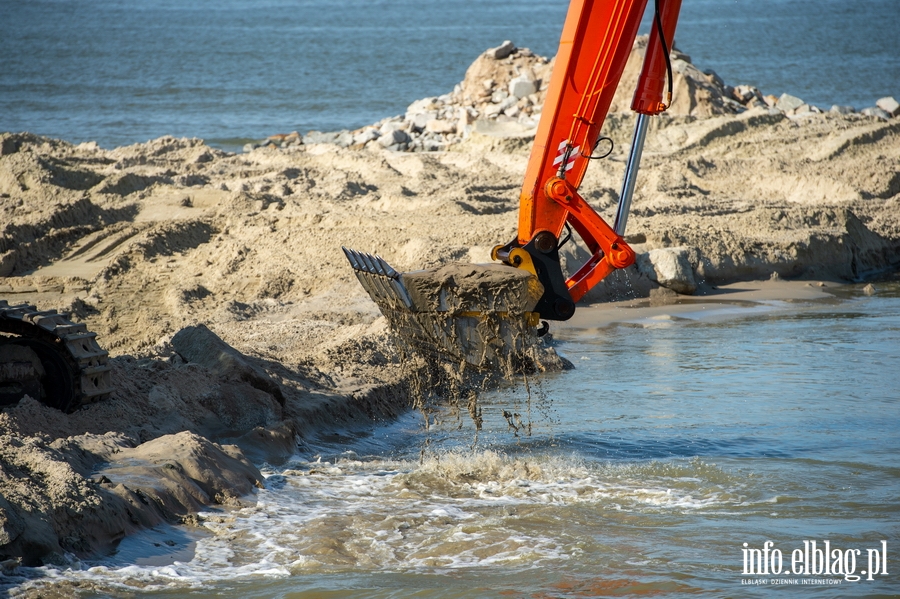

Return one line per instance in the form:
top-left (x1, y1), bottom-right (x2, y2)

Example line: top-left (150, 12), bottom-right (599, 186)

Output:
top-left (342, 248), bottom-right (544, 369)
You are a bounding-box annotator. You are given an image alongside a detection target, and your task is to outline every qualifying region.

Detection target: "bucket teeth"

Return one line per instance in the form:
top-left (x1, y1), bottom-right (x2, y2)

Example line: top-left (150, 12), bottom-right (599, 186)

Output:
top-left (342, 247), bottom-right (413, 309)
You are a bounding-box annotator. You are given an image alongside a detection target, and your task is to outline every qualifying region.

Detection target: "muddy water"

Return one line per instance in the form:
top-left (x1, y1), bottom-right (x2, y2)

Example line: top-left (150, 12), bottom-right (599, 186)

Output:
top-left (8, 282), bottom-right (900, 597)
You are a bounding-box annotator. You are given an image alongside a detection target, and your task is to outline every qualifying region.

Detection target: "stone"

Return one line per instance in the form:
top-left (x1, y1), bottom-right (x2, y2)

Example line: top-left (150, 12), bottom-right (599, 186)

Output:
top-left (171, 324), bottom-right (285, 406)
top-left (425, 119), bottom-right (456, 134)
top-left (509, 75), bottom-right (537, 99)
top-left (377, 129), bottom-right (410, 147)
top-left (331, 131), bottom-right (352, 147)
top-left (406, 97), bottom-right (440, 114)
top-left (486, 40), bottom-right (516, 60)
top-left (861, 106), bottom-right (891, 120)
top-left (876, 96), bottom-right (900, 117)
top-left (303, 130), bottom-right (341, 144)
top-left (830, 105), bottom-right (855, 114)
top-left (776, 93), bottom-right (805, 112)
top-left (649, 286), bottom-right (678, 306)
top-left (746, 98), bottom-right (767, 110)
top-left (732, 84), bottom-right (761, 104)
top-left (411, 112), bottom-right (437, 131)
top-left (863, 283), bottom-right (876, 296)
top-left (352, 128), bottom-right (380, 145)
top-left (378, 120), bottom-right (405, 135)
top-left (703, 69), bottom-right (724, 88)
top-left (242, 143), bottom-right (259, 153)
top-left (636, 247), bottom-right (698, 295)
top-left (483, 103), bottom-right (504, 118)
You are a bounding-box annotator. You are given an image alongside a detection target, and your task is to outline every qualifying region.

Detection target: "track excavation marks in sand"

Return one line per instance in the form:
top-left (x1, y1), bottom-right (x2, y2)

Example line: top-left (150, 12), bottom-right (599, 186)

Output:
top-left (21, 188), bottom-right (228, 281)
top-left (28, 223), bottom-right (153, 279)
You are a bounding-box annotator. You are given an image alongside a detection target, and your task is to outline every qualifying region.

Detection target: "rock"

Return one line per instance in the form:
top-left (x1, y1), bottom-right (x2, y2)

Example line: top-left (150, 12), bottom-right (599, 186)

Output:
top-left (830, 105), bottom-right (855, 114)
top-left (242, 142), bottom-right (259, 153)
top-left (1, 557), bottom-right (20, 575)
top-left (335, 131), bottom-right (353, 147)
top-left (704, 69), bottom-right (725, 88)
top-left (304, 130), bottom-right (341, 144)
top-left (776, 93), bottom-right (805, 112)
top-left (876, 96), bottom-right (900, 117)
top-left (491, 89), bottom-right (510, 104)
top-left (861, 106), bottom-right (891, 120)
top-left (378, 120), bottom-right (405, 135)
top-left (171, 324), bottom-right (285, 406)
top-left (509, 75), bottom-right (537, 99)
top-left (425, 119), bottom-right (456, 134)
top-left (411, 112), bottom-right (437, 131)
top-left (649, 285), bottom-right (679, 306)
top-left (483, 103), bottom-right (504, 118)
top-left (636, 247), bottom-right (698, 295)
top-left (763, 94), bottom-right (779, 108)
top-left (486, 40), bottom-right (516, 60)
top-left (352, 127), bottom-right (380, 145)
top-left (732, 84), bottom-right (762, 104)
top-left (863, 283), bottom-right (876, 296)
top-left (377, 129), bottom-right (410, 147)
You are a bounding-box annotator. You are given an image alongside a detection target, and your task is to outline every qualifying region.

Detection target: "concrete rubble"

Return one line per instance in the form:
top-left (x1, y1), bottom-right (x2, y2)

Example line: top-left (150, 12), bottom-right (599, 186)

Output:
top-left (247, 40), bottom-right (899, 154)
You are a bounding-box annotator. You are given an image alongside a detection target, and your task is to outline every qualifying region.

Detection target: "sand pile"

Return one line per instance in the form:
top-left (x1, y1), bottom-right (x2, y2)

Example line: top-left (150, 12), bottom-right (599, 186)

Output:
top-left (1, 42), bottom-right (900, 567)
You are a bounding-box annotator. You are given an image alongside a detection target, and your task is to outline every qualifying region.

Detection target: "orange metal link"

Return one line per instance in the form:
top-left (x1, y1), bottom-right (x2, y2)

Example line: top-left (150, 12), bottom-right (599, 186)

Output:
top-left (544, 178), bottom-right (636, 301)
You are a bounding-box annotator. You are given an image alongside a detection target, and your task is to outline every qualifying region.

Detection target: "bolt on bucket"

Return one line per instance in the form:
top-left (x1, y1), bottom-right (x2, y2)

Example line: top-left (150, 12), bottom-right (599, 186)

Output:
top-left (343, 248), bottom-right (544, 369)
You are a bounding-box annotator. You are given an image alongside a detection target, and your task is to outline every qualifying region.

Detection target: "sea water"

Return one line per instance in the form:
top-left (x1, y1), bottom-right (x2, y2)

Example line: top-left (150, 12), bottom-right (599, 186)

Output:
top-left (1, 0), bottom-right (898, 151)
top-left (5, 281), bottom-right (898, 597)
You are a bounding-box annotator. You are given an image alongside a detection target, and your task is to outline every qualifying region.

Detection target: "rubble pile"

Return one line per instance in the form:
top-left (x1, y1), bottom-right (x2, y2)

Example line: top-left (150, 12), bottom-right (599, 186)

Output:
top-left (247, 38), bottom-right (899, 154)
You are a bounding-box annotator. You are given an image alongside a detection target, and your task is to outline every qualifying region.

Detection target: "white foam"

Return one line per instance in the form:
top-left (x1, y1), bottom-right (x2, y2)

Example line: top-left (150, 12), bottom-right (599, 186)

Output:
top-left (8, 452), bottom-right (749, 595)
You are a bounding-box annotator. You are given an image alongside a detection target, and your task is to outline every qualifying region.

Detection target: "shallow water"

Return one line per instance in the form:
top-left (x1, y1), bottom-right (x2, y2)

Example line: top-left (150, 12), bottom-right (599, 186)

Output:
top-left (6, 282), bottom-right (899, 597)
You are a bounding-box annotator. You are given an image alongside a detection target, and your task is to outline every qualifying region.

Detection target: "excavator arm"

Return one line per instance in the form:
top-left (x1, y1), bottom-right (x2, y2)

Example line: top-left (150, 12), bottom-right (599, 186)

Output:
top-left (345, 0), bottom-right (683, 367)
top-left (493, 0), bottom-right (682, 320)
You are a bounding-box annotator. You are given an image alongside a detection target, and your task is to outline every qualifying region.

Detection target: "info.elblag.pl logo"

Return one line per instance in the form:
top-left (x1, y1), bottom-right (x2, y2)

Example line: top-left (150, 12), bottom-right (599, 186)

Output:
top-left (742, 540), bottom-right (888, 584)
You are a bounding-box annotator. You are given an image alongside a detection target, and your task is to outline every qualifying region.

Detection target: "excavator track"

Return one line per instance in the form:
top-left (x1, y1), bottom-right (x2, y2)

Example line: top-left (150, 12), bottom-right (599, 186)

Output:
top-left (0, 300), bottom-right (113, 412)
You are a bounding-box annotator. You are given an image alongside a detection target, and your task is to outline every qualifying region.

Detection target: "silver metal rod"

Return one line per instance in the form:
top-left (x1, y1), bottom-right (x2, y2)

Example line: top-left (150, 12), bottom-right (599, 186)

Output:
top-left (614, 113), bottom-right (651, 236)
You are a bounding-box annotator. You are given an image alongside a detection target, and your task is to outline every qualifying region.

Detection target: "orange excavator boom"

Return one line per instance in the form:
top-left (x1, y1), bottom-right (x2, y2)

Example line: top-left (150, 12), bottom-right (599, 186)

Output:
top-left (493, 0), bottom-right (682, 320)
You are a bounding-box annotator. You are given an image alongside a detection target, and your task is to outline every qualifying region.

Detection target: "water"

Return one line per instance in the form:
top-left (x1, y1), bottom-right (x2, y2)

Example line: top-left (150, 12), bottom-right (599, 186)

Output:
top-left (6, 282), bottom-right (899, 597)
top-left (1, 0), bottom-right (898, 151)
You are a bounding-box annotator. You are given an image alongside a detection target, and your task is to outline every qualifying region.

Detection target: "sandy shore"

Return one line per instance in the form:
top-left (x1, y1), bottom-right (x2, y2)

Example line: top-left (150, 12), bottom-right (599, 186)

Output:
top-left (1, 41), bottom-right (899, 569)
